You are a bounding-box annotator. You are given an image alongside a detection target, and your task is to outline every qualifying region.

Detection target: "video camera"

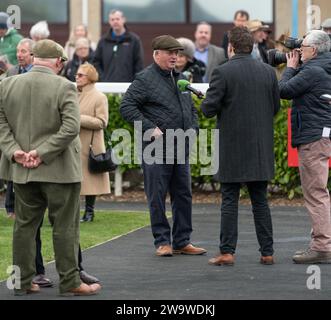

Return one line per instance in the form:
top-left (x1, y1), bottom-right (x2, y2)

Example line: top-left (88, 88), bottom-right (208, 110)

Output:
top-left (267, 37), bottom-right (303, 67)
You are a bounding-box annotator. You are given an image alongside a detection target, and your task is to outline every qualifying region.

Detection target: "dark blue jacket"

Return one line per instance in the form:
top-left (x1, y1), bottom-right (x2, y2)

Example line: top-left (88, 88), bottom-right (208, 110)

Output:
top-left (279, 52), bottom-right (331, 147)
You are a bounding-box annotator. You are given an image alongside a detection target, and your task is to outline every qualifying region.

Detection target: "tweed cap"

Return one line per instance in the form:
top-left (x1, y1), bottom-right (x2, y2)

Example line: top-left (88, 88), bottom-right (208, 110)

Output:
top-left (32, 39), bottom-right (68, 61)
top-left (152, 35), bottom-right (183, 51)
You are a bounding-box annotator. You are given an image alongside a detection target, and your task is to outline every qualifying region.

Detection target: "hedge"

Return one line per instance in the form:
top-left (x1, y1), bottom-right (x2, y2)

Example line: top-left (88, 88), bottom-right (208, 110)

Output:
top-left (105, 94), bottom-right (318, 199)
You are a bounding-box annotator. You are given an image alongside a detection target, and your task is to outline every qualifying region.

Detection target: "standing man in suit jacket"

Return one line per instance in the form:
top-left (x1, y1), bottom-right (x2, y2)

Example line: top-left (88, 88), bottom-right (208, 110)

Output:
top-left (201, 27), bottom-right (280, 266)
top-left (194, 22), bottom-right (227, 83)
top-left (0, 40), bottom-right (101, 296)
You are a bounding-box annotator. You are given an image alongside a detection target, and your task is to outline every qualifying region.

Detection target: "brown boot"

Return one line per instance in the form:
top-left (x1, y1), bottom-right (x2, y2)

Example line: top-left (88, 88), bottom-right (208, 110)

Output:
top-left (61, 283), bottom-right (101, 297)
top-left (208, 253), bottom-right (235, 266)
top-left (14, 283), bottom-right (40, 296)
top-left (260, 256), bottom-right (274, 265)
top-left (156, 245), bottom-right (173, 257)
top-left (173, 244), bottom-right (207, 255)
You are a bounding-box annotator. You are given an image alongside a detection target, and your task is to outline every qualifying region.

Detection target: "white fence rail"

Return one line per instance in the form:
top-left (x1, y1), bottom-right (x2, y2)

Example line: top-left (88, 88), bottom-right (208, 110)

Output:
top-left (97, 82), bottom-right (209, 196)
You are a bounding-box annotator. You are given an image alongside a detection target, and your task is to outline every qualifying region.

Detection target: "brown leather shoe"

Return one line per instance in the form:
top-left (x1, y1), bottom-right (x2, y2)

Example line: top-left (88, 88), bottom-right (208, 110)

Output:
top-left (260, 256), bottom-right (274, 265)
top-left (173, 244), bottom-right (207, 255)
top-left (14, 283), bottom-right (40, 296)
top-left (156, 245), bottom-right (173, 256)
top-left (208, 253), bottom-right (235, 266)
top-left (61, 283), bottom-right (101, 297)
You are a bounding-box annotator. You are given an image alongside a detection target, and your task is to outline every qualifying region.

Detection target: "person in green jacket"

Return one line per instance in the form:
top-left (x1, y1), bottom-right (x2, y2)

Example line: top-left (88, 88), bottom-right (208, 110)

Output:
top-left (0, 12), bottom-right (23, 66)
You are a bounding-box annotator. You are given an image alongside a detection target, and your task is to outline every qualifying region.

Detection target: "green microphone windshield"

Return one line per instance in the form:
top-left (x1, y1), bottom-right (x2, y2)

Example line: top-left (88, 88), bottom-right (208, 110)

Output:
top-left (177, 79), bottom-right (190, 92)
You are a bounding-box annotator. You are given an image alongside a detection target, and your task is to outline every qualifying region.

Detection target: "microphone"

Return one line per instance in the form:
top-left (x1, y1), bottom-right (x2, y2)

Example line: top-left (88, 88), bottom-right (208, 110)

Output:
top-left (177, 79), bottom-right (204, 99)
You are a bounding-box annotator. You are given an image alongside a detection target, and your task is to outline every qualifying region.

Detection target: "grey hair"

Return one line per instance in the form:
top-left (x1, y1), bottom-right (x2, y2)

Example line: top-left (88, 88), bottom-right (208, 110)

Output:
top-left (153, 50), bottom-right (159, 59)
top-left (109, 9), bottom-right (125, 18)
top-left (30, 21), bottom-right (50, 39)
top-left (305, 30), bottom-right (331, 53)
top-left (17, 38), bottom-right (35, 52)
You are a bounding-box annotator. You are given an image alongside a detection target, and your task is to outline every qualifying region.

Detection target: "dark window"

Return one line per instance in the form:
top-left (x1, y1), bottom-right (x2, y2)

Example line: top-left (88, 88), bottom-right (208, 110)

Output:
top-left (0, 0), bottom-right (68, 23)
top-left (103, 0), bottom-right (186, 23)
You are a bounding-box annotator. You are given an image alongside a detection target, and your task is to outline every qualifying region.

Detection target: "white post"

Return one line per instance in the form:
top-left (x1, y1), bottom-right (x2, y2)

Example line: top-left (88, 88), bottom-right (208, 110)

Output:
top-left (114, 167), bottom-right (123, 196)
top-left (82, 0), bottom-right (89, 26)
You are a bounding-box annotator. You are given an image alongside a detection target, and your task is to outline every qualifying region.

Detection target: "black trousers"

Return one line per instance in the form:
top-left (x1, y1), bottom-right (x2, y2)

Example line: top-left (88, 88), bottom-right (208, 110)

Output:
top-left (35, 222), bottom-right (84, 275)
top-left (142, 161), bottom-right (193, 249)
top-left (5, 180), bottom-right (15, 213)
top-left (220, 181), bottom-right (274, 256)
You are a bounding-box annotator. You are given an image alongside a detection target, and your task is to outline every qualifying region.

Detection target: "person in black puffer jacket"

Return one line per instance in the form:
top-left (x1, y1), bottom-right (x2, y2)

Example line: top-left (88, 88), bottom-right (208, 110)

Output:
top-left (279, 30), bottom-right (331, 264)
top-left (120, 35), bottom-right (206, 258)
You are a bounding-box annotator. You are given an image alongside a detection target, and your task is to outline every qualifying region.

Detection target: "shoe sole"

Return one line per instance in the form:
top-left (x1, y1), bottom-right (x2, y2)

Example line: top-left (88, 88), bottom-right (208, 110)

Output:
top-left (156, 253), bottom-right (173, 257)
top-left (14, 289), bottom-right (40, 296)
top-left (33, 283), bottom-right (54, 288)
top-left (208, 261), bottom-right (234, 266)
top-left (60, 288), bottom-right (101, 297)
top-left (173, 250), bottom-right (207, 255)
top-left (293, 259), bottom-right (331, 264)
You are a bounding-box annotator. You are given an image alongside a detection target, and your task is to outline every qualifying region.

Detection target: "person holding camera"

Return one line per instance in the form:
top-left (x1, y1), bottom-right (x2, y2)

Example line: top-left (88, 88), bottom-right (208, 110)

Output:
top-left (175, 37), bottom-right (206, 83)
top-left (279, 30), bottom-right (331, 264)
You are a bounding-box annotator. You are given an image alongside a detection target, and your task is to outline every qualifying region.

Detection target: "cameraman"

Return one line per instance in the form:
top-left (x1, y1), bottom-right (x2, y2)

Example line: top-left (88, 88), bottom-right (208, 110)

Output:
top-left (279, 30), bottom-right (331, 264)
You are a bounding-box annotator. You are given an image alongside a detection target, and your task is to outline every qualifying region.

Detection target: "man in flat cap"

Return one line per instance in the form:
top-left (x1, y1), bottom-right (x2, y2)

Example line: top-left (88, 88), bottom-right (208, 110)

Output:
top-left (0, 39), bottom-right (101, 296)
top-left (120, 35), bottom-right (206, 257)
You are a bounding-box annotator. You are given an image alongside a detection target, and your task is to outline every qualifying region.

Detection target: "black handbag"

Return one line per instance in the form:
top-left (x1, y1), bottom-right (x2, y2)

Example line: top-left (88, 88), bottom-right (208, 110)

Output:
top-left (88, 131), bottom-right (117, 173)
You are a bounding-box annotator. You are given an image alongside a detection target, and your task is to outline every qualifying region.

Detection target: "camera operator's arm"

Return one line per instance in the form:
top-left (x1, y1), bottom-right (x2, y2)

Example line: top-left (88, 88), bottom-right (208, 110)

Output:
top-left (279, 52), bottom-right (312, 100)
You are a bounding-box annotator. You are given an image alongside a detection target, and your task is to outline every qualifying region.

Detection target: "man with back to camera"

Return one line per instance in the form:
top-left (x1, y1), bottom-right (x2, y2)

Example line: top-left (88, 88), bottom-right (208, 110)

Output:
top-left (201, 27), bottom-right (280, 266)
top-left (120, 35), bottom-right (206, 257)
top-left (279, 30), bottom-right (331, 264)
top-left (0, 39), bottom-right (101, 296)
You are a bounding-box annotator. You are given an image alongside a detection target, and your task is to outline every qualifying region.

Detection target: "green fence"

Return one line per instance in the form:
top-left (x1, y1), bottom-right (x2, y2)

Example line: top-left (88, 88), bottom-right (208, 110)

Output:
top-left (106, 94), bottom-right (307, 199)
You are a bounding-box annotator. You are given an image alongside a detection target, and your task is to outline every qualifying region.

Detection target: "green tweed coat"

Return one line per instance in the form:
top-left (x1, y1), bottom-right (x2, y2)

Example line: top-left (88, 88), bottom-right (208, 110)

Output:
top-left (0, 66), bottom-right (82, 184)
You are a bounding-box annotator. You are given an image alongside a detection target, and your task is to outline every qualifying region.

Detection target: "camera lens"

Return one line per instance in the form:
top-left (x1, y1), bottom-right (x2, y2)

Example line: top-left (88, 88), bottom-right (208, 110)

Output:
top-left (267, 49), bottom-right (287, 67)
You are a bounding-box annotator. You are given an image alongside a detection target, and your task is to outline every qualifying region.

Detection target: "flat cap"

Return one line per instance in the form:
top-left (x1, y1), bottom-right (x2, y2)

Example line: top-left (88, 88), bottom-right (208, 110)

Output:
top-left (32, 39), bottom-right (68, 61)
top-left (152, 35), bottom-right (183, 51)
top-left (322, 18), bottom-right (331, 29)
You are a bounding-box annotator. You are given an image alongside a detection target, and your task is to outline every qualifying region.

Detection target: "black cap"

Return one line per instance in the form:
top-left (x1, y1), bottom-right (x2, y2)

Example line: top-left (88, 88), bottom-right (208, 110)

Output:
top-left (152, 35), bottom-right (184, 51)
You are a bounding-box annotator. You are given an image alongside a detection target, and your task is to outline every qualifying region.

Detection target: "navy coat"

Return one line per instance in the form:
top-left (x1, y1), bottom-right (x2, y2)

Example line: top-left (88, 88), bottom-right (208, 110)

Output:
top-left (279, 52), bottom-right (331, 147)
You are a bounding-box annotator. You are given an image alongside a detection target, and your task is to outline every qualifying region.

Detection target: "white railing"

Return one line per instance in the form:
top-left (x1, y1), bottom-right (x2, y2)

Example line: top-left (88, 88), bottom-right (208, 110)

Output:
top-left (96, 82), bottom-right (209, 196)
top-left (96, 82), bottom-right (209, 94)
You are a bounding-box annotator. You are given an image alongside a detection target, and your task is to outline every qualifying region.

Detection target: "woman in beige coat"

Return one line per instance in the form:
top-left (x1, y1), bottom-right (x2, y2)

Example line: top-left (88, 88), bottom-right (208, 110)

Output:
top-left (76, 63), bottom-right (110, 222)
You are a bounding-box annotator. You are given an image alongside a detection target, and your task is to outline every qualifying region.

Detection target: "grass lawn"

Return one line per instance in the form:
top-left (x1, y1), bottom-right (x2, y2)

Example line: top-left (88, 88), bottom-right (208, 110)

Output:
top-left (0, 209), bottom-right (150, 281)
